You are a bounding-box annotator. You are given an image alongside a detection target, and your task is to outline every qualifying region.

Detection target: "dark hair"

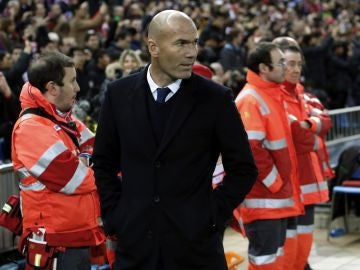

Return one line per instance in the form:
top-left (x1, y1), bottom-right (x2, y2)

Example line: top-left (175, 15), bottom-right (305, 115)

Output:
top-left (115, 29), bottom-right (131, 41)
top-left (27, 52), bottom-right (74, 93)
top-left (85, 31), bottom-right (99, 42)
top-left (10, 43), bottom-right (25, 52)
top-left (0, 50), bottom-right (7, 62)
top-left (225, 29), bottom-right (242, 43)
top-left (247, 42), bottom-right (279, 74)
top-left (68, 46), bottom-right (85, 57)
top-left (93, 48), bottom-right (109, 63)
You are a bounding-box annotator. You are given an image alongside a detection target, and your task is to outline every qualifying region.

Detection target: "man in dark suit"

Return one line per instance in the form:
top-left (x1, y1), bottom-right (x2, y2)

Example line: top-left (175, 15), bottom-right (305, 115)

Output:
top-left (93, 10), bottom-right (257, 270)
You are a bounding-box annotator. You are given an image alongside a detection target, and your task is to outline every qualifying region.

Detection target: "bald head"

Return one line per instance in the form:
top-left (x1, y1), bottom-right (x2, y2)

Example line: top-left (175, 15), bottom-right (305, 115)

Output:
top-left (148, 10), bottom-right (196, 41)
top-left (146, 9), bottom-right (198, 86)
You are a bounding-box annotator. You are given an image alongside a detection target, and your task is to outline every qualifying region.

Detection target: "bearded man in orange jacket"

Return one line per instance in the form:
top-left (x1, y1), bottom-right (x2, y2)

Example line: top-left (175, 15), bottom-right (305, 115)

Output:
top-left (235, 42), bottom-right (304, 270)
top-left (11, 52), bottom-right (105, 269)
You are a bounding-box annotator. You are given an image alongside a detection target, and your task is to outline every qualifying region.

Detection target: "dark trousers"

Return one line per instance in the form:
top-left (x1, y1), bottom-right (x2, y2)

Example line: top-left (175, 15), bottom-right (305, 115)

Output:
top-left (245, 218), bottom-right (287, 266)
top-left (56, 247), bottom-right (91, 270)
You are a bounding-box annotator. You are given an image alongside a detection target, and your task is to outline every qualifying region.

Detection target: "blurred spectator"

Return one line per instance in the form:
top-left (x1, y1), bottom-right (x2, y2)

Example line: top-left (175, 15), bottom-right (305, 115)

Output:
top-left (0, 38), bottom-right (32, 98)
top-left (0, 17), bottom-right (17, 50)
top-left (107, 29), bottom-right (132, 61)
top-left (69, 46), bottom-right (93, 100)
top-left (0, 72), bottom-right (16, 162)
top-left (301, 32), bottom-right (333, 95)
top-left (220, 28), bottom-right (246, 73)
top-left (87, 48), bottom-right (110, 102)
top-left (85, 31), bottom-right (102, 53)
top-left (326, 40), bottom-right (353, 108)
top-left (47, 3), bottom-right (68, 34)
top-left (69, 1), bottom-right (107, 46)
top-left (118, 49), bottom-right (142, 77)
top-left (60, 36), bottom-right (77, 55)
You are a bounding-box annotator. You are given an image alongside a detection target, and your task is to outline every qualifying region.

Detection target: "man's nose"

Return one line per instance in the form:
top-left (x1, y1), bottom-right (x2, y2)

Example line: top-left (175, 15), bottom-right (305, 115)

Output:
top-left (186, 43), bottom-right (198, 58)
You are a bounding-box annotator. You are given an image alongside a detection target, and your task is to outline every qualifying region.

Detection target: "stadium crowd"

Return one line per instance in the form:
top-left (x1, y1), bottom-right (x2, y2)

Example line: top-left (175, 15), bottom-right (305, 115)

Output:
top-left (1, 0), bottom-right (360, 163)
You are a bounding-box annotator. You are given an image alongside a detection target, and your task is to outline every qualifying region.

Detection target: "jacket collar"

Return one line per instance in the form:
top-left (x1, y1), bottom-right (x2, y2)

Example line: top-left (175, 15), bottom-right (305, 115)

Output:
top-left (246, 70), bottom-right (282, 92)
top-left (20, 82), bottom-right (72, 124)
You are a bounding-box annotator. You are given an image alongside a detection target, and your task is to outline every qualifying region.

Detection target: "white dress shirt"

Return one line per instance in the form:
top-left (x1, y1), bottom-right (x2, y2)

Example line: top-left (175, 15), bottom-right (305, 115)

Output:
top-left (147, 64), bottom-right (182, 102)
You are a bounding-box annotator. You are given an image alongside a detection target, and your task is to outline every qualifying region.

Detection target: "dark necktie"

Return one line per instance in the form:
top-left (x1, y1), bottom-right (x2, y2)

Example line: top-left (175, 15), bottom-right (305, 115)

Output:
top-left (156, 87), bottom-right (171, 104)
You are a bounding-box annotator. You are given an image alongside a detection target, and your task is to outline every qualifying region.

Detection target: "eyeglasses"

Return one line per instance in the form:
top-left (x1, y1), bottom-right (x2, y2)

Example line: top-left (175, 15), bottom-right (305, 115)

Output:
top-left (269, 60), bottom-right (286, 68)
top-left (286, 61), bottom-right (303, 68)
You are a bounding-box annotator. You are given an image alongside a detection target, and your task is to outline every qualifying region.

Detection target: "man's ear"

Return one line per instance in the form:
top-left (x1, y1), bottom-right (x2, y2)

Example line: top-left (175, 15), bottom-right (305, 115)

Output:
top-left (147, 38), bottom-right (159, 57)
top-left (45, 81), bottom-right (58, 96)
top-left (259, 63), bottom-right (269, 74)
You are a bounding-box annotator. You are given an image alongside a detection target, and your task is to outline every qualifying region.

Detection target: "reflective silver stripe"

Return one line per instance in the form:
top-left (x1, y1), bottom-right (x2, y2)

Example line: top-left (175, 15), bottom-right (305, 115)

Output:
top-left (16, 167), bottom-right (31, 180)
top-left (79, 128), bottom-right (94, 145)
top-left (313, 135), bottom-right (320, 150)
top-left (98, 217), bottom-right (103, 226)
top-left (237, 89), bottom-right (270, 115)
top-left (249, 246), bottom-right (283, 265)
top-left (30, 141), bottom-right (67, 177)
top-left (106, 239), bottom-right (117, 251)
top-left (310, 116), bottom-right (321, 134)
top-left (19, 181), bottom-right (46, 191)
top-left (247, 130), bottom-right (265, 140)
top-left (243, 197), bottom-right (294, 208)
top-left (21, 114), bottom-right (32, 121)
top-left (288, 114), bottom-right (297, 122)
top-left (297, 225), bottom-right (313, 234)
top-left (283, 101), bottom-right (288, 109)
top-left (60, 162), bottom-right (88, 194)
top-left (263, 138), bottom-right (287, 150)
top-left (323, 161), bottom-right (330, 170)
top-left (301, 181), bottom-right (328, 194)
top-left (263, 165), bottom-right (278, 188)
top-left (310, 108), bottom-right (322, 116)
top-left (16, 167), bottom-right (46, 191)
top-left (286, 229), bottom-right (297, 238)
top-left (278, 246), bottom-right (284, 256)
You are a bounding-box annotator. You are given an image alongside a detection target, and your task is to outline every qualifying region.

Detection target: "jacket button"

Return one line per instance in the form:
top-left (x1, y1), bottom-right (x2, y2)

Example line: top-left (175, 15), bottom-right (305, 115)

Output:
top-left (154, 161), bottom-right (161, 168)
top-left (154, 195), bottom-right (160, 203)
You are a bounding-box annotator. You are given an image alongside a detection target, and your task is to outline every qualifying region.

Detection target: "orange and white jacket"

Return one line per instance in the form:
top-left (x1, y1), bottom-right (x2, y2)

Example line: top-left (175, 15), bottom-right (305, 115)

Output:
top-left (234, 71), bottom-right (303, 224)
top-left (281, 81), bottom-right (331, 205)
top-left (303, 91), bottom-right (334, 181)
top-left (11, 82), bottom-right (105, 247)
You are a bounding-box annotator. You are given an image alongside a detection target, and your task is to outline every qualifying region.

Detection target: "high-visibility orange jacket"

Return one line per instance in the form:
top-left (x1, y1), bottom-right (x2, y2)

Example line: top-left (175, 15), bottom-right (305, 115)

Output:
top-left (235, 71), bottom-right (303, 224)
top-left (281, 81), bottom-right (330, 205)
top-left (303, 92), bottom-right (334, 181)
top-left (11, 82), bottom-right (105, 247)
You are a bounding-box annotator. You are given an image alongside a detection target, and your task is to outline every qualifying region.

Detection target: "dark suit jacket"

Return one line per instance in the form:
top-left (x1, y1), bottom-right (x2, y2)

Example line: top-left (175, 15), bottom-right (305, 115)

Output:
top-left (93, 67), bottom-right (257, 270)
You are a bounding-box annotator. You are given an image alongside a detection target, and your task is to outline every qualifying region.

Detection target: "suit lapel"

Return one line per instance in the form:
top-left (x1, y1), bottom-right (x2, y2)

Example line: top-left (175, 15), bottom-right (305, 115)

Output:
top-left (130, 68), bottom-right (157, 158)
top-left (155, 77), bottom-right (197, 159)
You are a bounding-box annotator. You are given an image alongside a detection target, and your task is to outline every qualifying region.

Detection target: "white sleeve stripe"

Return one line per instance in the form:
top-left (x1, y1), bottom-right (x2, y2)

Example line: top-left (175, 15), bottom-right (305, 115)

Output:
top-left (79, 128), bottom-right (94, 144)
top-left (247, 130), bottom-right (266, 140)
top-left (30, 141), bottom-right (67, 177)
top-left (60, 161), bottom-right (88, 194)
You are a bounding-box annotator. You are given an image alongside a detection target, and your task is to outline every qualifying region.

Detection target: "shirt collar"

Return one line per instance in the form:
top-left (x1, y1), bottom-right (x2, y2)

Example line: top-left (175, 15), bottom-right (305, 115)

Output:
top-left (147, 64), bottom-right (182, 94)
